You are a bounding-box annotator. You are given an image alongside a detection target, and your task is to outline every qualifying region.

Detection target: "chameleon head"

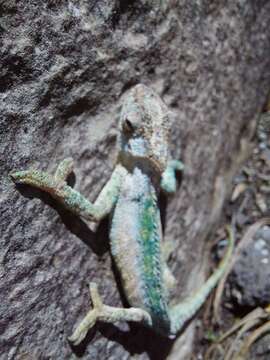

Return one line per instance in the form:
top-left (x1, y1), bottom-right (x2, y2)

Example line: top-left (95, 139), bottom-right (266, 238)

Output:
top-left (118, 84), bottom-right (170, 174)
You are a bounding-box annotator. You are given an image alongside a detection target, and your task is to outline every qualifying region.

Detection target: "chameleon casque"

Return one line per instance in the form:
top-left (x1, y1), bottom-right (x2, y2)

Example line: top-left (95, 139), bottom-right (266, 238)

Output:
top-left (10, 84), bottom-right (233, 345)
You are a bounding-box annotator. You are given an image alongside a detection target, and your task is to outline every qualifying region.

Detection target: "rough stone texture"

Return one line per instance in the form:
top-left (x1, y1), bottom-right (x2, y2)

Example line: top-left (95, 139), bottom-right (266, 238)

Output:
top-left (1, 1), bottom-right (270, 359)
top-left (229, 226), bottom-right (270, 310)
top-left (249, 333), bottom-right (270, 360)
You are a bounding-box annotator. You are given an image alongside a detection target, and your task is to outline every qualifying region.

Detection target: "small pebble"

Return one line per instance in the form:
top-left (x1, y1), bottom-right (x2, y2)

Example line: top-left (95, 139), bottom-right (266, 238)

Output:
top-left (259, 142), bottom-right (267, 150)
top-left (254, 238), bottom-right (266, 251)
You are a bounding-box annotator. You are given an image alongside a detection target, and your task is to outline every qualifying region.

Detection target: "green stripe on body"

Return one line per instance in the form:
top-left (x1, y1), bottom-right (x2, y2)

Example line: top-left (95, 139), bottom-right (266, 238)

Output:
top-left (139, 194), bottom-right (169, 325)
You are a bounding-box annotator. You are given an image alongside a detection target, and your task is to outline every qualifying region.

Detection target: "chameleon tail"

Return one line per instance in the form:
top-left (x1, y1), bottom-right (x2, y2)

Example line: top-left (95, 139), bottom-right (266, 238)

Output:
top-left (169, 226), bottom-right (234, 335)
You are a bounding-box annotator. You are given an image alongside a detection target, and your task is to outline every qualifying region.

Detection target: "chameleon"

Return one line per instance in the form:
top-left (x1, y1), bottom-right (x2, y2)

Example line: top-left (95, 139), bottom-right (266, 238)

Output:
top-left (10, 84), bottom-right (233, 345)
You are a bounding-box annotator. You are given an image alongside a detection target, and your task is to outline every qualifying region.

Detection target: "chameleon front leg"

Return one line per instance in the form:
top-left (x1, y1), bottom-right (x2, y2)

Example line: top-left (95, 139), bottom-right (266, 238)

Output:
top-left (161, 159), bottom-right (184, 194)
top-left (10, 160), bottom-right (126, 222)
top-left (160, 159), bottom-right (184, 288)
top-left (69, 282), bottom-right (152, 345)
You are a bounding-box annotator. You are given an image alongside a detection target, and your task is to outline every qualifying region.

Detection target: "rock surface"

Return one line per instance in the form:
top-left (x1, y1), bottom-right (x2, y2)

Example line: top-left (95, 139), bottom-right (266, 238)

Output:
top-left (1, 1), bottom-right (270, 359)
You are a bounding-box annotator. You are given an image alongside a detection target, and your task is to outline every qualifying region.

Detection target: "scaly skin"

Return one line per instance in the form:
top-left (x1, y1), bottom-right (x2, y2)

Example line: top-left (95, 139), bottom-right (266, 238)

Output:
top-left (10, 84), bottom-right (233, 345)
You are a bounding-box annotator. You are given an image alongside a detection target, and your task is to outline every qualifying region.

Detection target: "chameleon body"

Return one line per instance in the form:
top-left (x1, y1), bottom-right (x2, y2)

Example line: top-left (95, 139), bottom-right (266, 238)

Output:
top-left (10, 84), bottom-right (233, 345)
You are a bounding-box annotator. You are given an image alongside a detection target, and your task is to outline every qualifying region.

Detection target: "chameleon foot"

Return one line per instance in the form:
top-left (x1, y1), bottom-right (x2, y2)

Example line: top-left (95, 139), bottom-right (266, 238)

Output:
top-left (9, 157), bottom-right (74, 191)
top-left (69, 282), bottom-right (152, 346)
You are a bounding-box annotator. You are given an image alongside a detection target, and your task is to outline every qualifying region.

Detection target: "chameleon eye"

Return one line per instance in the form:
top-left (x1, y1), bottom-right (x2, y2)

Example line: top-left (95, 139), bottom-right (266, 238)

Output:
top-left (123, 118), bottom-right (134, 133)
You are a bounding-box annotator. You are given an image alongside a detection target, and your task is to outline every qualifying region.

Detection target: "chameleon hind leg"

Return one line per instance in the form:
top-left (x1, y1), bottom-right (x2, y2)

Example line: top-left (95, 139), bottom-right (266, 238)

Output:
top-left (69, 283), bottom-right (152, 345)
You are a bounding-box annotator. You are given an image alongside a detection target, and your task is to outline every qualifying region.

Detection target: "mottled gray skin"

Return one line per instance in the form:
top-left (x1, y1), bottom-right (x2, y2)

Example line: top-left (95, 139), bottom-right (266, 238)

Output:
top-left (10, 84), bottom-right (233, 345)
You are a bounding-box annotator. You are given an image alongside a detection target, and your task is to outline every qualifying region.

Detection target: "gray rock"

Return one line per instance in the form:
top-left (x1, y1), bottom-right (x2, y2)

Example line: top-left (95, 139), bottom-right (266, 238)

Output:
top-left (1, 1), bottom-right (270, 359)
top-left (229, 227), bottom-right (270, 309)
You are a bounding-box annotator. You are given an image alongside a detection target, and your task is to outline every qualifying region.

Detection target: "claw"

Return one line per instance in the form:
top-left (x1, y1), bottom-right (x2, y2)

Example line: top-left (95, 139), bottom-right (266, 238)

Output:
top-left (68, 324), bottom-right (91, 346)
top-left (55, 157), bottom-right (74, 182)
top-left (9, 170), bottom-right (29, 182)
